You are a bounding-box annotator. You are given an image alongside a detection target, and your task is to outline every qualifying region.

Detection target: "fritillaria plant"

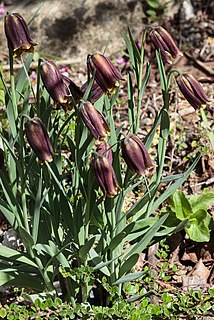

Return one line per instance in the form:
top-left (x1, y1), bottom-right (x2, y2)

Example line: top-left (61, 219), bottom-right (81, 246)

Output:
top-left (0, 12), bottom-right (209, 306)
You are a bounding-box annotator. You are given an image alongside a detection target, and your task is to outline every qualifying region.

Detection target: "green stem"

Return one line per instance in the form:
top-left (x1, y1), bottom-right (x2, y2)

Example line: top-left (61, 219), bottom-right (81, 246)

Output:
top-left (9, 49), bottom-right (18, 119)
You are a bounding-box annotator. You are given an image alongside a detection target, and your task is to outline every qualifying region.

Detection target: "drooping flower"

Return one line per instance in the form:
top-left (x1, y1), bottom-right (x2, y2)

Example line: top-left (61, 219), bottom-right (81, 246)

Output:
top-left (25, 117), bottom-right (53, 163)
top-left (150, 26), bottom-right (183, 64)
top-left (92, 155), bottom-right (120, 197)
top-left (79, 101), bottom-right (110, 141)
top-left (121, 135), bottom-right (153, 176)
top-left (4, 12), bottom-right (37, 58)
top-left (41, 60), bottom-right (71, 109)
top-left (62, 76), bottom-right (84, 104)
top-left (96, 141), bottom-right (113, 164)
top-left (87, 53), bottom-right (124, 93)
top-left (176, 73), bottom-right (210, 109)
top-left (81, 80), bottom-right (104, 103)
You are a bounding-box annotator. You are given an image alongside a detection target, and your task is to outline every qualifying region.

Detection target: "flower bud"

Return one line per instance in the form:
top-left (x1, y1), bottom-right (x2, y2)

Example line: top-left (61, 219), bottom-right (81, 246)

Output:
top-left (176, 73), bottom-right (209, 109)
top-left (150, 26), bottom-right (183, 64)
top-left (87, 53), bottom-right (124, 93)
top-left (92, 155), bottom-right (119, 197)
top-left (121, 135), bottom-right (153, 176)
top-left (96, 141), bottom-right (113, 164)
top-left (4, 12), bottom-right (37, 58)
top-left (79, 101), bottom-right (110, 141)
top-left (25, 117), bottom-right (53, 163)
top-left (81, 80), bottom-right (104, 103)
top-left (41, 60), bottom-right (71, 109)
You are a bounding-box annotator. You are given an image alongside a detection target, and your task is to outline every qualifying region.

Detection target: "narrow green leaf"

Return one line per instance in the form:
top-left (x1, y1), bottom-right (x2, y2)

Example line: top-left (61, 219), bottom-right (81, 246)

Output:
top-left (0, 271), bottom-right (44, 291)
top-left (19, 226), bottom-right (34, 247)
top-left (119, 254), bottom-right (139, 277)
top-left (0, 171), bottom-right (23, 226)
top-left (160, 109), bottom-right (170, 139)
top-left (127, 72), bottom-right (135, 134)
top-left (161, 174), bottom-right (183, 183)
top-left (90, 248), bottom-right (111, 276)
top-left (156, 50), bottom-right (167, 91)
top-left (139, 62), bottom-right (151, 101)
top-left (0, 245), bottom-right (37, 267)
top-left (0, 200), bottom-right (16, 227)
top-left (152, 155), bottom-right (201, 212)
top-left (79, 237), bottom-right (96, 260)
top-left (113, 270), bottom-right (146, 285)
top-left (108, 232), bottom-right (126, 251)
top-left (123, 213), bottom-right (168, 259)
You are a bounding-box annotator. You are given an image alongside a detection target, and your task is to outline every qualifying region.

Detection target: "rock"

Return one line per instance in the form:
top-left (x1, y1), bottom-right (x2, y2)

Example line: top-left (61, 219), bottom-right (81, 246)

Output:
top-left (0, 0), bottom-right (145, 63)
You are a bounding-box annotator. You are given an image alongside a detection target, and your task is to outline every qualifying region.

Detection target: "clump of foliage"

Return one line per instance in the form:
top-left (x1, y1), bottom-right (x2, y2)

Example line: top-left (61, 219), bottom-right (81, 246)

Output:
top-left (0, 10), bottom-right (210, 308)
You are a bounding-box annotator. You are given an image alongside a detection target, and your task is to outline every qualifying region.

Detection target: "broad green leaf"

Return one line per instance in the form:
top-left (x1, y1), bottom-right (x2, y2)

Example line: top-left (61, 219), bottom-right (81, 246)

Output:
top-left (173, 190), bottom-right (192, 220)
top-left (190, 191), bottom-right (214, 212)
top-left (147, 0), bottom-right (161, 8)
top-left (0, 245), bottom-right (37, 267)
top-left (186, 209), bottom-right (211, 242)
top-left (113, 270), bottom-right (146, 285)
top-left (0, 308), bottom-right (7, 318)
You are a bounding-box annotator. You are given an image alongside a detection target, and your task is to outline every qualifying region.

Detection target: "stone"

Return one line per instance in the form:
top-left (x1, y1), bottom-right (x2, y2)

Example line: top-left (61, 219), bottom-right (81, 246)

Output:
top-left (0, 0), bottom-right (145, 63)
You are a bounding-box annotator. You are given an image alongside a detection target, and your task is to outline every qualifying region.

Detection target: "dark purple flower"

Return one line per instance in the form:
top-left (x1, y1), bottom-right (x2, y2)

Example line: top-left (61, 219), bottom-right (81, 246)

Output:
top-left (92, 155), bottom-right (119, 197)
top-left (41, 60), bottom-right (72, 109)
top-left (4, 12), bottom-right (37, 58)
top-left (79, 101), bottom-right (110, 141)
top-left (81, 80), bottom-right (104, 103)
top-left (96, 141), bottom-right (113, 164)
top-left (26, 117), bottom-right (53, 163)
top-left (150, 26), bottom-right (183, 64)
top-left (87, 53), bottom-right (124, 93)
top-left (176, 73), bottom-right (210, 109)
top-left (122, 135), bottom-right (153, 176)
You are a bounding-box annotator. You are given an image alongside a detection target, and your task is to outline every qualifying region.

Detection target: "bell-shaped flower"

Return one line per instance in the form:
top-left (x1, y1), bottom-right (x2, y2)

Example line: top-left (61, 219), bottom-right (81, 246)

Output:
top-left (87, 53), bottom-right (124, 93)
top-left (96, 141), bottom-right (113, 164)
top-left (41, 60), bottom-right (71, 109)
top-left (63, 76), bottom-right (84, 104)
top-left (79, 101), bottom-right (110, 141)
top-left (176, 73), bottom-right (210, 109)
top-left (92, 155), bottom-right (120, 197)
top-left (122, 135), bottom-right (153, 176)
top-left (81, 80), bottom-right (104, 103)
top-left (25, 117), bottom-right (53, 163)
top-left (150, 26), bottom-right (183, 64)
top-left (4, 12), bottom-right (37, 58)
